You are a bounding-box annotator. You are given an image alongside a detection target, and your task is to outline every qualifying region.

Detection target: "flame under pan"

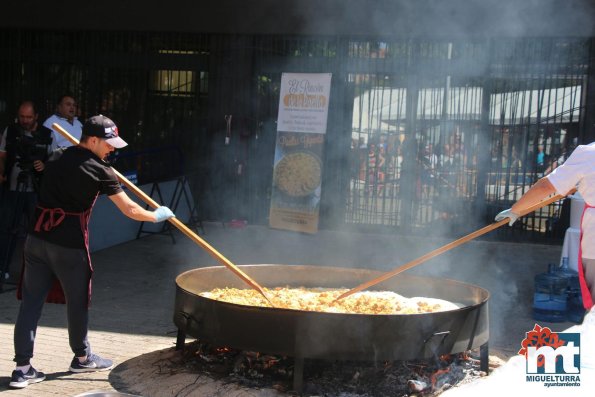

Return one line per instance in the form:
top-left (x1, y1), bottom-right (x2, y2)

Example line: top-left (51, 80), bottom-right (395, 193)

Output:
top-left (173, 265), bottom-right (489, 361)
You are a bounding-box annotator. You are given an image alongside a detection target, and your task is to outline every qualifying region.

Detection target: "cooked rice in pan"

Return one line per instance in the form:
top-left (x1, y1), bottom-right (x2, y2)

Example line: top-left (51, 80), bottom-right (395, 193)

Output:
top-left (200, 287), bottom-right (460, 315)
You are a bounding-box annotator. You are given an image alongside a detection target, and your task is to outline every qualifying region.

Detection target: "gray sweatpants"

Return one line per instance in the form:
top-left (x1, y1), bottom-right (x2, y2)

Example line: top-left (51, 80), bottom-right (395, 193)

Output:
top-left (583, 258), bottom-right (595, 307)
top-left (14, 235), bottom-right (92, 366)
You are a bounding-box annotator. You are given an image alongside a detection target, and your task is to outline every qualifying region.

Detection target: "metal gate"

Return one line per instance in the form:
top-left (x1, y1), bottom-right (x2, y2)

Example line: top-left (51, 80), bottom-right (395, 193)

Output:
top-left (343, 38), bottom-right (589, 240)
top-left (0, 31), bottom-right (591, 241)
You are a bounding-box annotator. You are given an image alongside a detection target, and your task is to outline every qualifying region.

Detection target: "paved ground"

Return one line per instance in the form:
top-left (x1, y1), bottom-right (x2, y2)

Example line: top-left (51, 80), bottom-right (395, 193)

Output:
top-left (0, 222), bottom-right (578, 396)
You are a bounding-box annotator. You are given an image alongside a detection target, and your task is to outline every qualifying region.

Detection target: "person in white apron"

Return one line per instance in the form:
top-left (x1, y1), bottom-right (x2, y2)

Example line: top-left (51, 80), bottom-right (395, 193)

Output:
top-left (9, 115), bottom-right (174, 389)
top-left (496, 142), bottom-right (595, 314)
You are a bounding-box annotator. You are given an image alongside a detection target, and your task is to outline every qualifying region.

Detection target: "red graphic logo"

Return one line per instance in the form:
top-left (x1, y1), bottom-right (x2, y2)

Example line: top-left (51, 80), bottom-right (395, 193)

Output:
top-left (519, 324), bottom-right (566, 368)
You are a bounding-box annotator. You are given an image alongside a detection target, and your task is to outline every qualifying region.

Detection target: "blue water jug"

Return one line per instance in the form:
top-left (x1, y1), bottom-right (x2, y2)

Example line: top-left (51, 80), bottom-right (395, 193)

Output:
top-left (533, 263), bottom-right (569, 322)
top-left (556, 257), bottom-right (585, 323)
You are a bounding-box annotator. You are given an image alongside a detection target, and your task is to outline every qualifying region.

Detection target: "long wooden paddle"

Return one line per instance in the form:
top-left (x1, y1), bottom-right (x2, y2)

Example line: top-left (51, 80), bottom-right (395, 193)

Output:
top-left (335, 189), bottom-right (575, 301)
top-left (51, 123), bottom-right (276, 307)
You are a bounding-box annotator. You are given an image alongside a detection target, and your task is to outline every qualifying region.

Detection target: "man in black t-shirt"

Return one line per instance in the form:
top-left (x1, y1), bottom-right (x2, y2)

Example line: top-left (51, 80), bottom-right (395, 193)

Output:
top-left (9, 115), bottom-right (174, 389)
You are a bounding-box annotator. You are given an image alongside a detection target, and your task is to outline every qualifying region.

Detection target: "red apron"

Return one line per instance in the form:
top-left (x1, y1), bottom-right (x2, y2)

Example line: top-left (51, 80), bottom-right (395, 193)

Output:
top-left (17, 195), bottom-right (97, 305)
top-left (578, 203), bottom-right (595, 310)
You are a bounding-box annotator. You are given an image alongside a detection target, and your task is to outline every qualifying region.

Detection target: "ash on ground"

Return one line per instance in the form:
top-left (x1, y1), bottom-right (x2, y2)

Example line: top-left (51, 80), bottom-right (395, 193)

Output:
top-left (179, 341), bottom-right (494, 396)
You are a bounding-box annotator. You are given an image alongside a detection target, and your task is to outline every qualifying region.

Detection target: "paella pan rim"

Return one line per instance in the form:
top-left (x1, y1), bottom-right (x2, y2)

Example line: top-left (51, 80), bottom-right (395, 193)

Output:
top-left (175, 263), bottom-right (490, 317)
top-left (174, 264), bottom-right (490, 361)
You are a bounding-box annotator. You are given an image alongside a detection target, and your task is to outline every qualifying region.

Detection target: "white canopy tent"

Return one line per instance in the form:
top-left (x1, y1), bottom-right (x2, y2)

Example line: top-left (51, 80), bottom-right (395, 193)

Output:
top-left (352, 85), bottom-right (582, 142)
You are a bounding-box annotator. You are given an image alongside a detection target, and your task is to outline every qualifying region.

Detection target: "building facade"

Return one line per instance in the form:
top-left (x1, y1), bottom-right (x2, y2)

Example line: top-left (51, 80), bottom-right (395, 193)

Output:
top-left (2, 0), bottom-right (595, 241)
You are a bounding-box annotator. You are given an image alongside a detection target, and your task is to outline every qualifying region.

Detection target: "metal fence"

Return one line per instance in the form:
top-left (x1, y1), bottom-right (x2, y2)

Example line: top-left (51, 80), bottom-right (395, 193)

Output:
top-left (0, 30), bottom-right (591, 241)
top-left (343, 38), bottom-right (590, 241)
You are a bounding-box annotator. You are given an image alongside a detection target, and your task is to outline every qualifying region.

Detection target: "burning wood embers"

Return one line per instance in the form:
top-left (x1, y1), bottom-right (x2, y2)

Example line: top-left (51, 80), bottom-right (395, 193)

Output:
top-left (180, 340), bottom-right (491, 396)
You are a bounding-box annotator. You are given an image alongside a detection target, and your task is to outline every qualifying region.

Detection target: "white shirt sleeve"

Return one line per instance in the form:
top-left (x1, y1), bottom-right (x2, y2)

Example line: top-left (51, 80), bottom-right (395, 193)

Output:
top-left (546, 145), bottom-right (589, 195)
top-left (42, 115), bottom-right (54, 130)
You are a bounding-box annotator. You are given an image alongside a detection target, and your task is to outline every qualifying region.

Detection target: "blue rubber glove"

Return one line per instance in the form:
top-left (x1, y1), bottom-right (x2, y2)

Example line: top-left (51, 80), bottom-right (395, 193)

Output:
top-left (153, 206), bottom-right (175, 223)
top-left (495, 208), bottom-right (519, 226)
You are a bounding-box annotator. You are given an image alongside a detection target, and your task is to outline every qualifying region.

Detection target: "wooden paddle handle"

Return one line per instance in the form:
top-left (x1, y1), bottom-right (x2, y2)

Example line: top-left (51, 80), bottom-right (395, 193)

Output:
top-left (51, 123), bottom-right (275, 306)
top-left (335, 190), bottom-right (575, 301)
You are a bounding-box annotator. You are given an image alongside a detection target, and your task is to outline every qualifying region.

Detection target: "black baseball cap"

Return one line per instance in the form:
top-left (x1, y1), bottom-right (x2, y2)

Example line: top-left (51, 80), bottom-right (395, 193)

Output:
top-left (82, 115), bottom-right (128, 148)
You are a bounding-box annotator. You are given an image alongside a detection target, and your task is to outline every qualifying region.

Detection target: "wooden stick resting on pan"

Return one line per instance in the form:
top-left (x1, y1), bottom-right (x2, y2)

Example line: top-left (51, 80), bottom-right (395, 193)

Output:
top-left (51, 123), bottom-right (276, 307)
top-left (335, 189), bottom-right (575, 302)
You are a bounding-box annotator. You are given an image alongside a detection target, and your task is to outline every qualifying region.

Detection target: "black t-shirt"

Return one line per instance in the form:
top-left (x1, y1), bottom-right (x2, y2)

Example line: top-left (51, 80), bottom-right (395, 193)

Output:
top-left (31, 146), bottom-right (123, 248)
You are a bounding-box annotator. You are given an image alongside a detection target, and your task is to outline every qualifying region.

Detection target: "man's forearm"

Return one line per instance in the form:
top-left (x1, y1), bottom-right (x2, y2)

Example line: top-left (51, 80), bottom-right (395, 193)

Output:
top-left (109, 191), bottom-right (158, 222)
top-left (511, 177), bottom-right (557, 215)
top-left (126, 201), bottom-right (158, 222)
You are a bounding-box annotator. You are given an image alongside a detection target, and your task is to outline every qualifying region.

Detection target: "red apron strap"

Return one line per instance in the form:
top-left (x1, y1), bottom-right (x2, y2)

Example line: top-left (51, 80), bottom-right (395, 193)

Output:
top-left (81, 193), bottom-right (99, 306)
top-left (578, 203), bottom-right (595, 310)
top-left (80, 194), bottom-right (99, 270)
top-left (34, 206), bottom-right (82, 232)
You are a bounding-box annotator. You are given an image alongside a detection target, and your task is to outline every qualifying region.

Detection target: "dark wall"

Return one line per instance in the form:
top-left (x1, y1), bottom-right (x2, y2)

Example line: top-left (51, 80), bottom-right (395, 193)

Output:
top-left (2, 0), bottom-right (595, 38)
top-left (584, 39), bottom-right (595, 143)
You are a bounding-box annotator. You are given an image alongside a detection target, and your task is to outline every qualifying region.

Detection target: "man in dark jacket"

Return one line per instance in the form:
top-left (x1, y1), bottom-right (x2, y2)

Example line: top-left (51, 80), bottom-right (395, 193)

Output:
top-left (0, 101), bottom-right (52, 282)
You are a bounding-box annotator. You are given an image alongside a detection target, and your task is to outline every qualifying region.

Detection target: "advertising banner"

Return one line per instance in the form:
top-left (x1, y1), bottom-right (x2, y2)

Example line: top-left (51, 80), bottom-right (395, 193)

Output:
top-left (269, 73), bottom-right (332, 233)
